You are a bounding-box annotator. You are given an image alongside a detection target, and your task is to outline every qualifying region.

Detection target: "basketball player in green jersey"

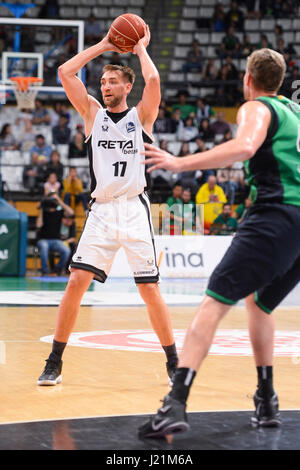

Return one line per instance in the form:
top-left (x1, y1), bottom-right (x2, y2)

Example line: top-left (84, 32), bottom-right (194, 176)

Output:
top-left (139, 48), bottom-right (300, 438)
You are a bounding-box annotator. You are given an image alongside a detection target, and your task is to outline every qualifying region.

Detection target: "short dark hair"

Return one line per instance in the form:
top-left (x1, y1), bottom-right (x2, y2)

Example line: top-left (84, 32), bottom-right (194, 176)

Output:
top-left (102, 64), bottom-right (135, 85)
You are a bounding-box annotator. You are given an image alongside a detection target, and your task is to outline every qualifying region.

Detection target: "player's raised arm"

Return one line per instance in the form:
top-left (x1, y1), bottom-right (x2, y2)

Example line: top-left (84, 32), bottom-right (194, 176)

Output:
top-left (134, 25), bottom-right (161, 133)
top-left (143, 100), bottom-right (271, 173)
top-left (58, 35), bottom-right (123, 121)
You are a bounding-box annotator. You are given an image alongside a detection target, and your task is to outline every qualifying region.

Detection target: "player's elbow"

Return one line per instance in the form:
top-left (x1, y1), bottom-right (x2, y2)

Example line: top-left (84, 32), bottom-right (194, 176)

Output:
top-left (236, 139), bottom-right (255, 160)
top-left (147, 73), bottom-right (160, 87)
top-left (58, 65), bottom-right (68, 79)
top-left (243, 143), bottom-right (255, 160)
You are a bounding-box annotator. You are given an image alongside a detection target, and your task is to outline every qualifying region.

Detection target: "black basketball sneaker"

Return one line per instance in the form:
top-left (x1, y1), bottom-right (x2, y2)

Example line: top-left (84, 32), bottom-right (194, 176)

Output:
top-left (37, 359), bottom-right (63, 386)
top-left (251, 391), bottom-right (281, 427)
top-left (138, 394), bottom-right (190, 439)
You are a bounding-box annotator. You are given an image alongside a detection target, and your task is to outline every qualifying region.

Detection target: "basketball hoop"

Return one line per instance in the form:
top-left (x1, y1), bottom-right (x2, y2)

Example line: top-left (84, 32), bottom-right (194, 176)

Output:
top-left (10, 76), bottom-right (44, 109)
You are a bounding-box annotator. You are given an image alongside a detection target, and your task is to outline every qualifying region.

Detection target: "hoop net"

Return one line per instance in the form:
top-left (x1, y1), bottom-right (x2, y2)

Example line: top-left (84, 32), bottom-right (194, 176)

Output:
top-left (10, 77), bottom-right (44, 109)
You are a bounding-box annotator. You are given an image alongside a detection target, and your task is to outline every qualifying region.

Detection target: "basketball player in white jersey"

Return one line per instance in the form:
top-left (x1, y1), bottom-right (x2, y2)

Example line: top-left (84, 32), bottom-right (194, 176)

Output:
top-left (37, 26), bottom-right (178, 386)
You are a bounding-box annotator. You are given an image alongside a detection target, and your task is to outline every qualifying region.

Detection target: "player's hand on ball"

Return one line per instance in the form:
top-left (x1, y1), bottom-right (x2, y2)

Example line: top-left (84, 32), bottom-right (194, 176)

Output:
top-left (133, 24), bottom-right (150, 54)
top-left (143, 143), bottom-right (181, 173)
top-left (101, 34), bottom-right (127, 54)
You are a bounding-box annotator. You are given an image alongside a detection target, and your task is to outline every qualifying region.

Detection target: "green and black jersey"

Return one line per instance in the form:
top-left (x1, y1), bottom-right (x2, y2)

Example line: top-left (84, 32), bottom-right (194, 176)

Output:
top-left (244, 95), bottom-right (300, 207)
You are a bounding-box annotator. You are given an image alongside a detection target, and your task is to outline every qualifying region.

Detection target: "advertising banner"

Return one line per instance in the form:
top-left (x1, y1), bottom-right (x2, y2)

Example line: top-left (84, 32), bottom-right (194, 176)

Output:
top-left (109, 235), bottom-right (233, 278)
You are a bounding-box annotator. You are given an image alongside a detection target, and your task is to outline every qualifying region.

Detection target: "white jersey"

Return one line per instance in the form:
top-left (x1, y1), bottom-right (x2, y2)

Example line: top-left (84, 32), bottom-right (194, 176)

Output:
top-left (86, 107), bottom-right (152, 201)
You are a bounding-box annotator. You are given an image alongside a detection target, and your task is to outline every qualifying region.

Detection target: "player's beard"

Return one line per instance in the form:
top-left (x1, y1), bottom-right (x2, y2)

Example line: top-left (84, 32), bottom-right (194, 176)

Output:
top-left (104, 94), bottom-right (123, 108)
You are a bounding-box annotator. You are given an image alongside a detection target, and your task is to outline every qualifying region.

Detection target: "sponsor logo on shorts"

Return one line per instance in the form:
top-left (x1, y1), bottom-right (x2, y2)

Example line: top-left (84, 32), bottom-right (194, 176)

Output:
top-left (134, 269), bottom-right (156, 276)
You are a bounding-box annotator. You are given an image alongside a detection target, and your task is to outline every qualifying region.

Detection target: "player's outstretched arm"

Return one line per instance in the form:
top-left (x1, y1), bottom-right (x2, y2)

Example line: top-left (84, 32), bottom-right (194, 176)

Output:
top-left (134, 25), bottom-right (161, 134)
top-left (143, 101), bottom-right (271, 173)
top-left (58, 35), bottom-right (123, 120)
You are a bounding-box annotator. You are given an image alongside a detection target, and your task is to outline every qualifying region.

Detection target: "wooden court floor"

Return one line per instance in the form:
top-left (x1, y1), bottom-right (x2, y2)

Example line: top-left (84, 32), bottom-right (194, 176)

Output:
top-left (1, 304), bottom-right (300, 425)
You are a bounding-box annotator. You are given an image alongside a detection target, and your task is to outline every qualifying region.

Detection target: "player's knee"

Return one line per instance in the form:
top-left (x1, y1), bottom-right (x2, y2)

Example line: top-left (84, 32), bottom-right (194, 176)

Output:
top-left (138, 282), bottom-right (159, 300)
top-left (67, 269), bottom-right (91, 291)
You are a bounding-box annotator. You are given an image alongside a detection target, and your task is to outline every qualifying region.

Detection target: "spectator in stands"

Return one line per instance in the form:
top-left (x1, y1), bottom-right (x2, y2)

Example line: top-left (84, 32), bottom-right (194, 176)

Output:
top-left (111, 52), bottom-right (125, 67)
top-left (220, 129), bottom-right (233, 144)
top-left (197, 118), bottom-right (215, 143)
top-left (219, 25), bottom-right (241, 58)
top-left (210, 86), bottom-right (229, 107)
top-left (240, 33), bottom-right (254, 58)
top-left (181, 188), bottom-right (197, 235)
top-left (50, 102), bottom-right (62, 127)
top-left (63, 167), bottom-right (88, 212)
top-left (195, 98), bottom-right (215, 124)
top-left (166, 183), bottom-right (183, 235)
top-left (225, 1), bottom-right (244, 31)
top-left (177, 170), bottom-right (199, 198)
top-left (36, 191), bottom-right (73, 276)
top-left (60, 213), bottom-right (77, 271)
top-left (177, 142), bottom-right (190, 157)
top-left (196, 174), bottom-right (227, 206)
top-left (244, 0), bottom-right (267, 19)
top-left (276, 38), bottom-right (296, 67)
top-left (177, 116), bottom-right (198, 142)
top-left (32, 99), bottom-right (51, 126)
top-left (23, 153), bottom-right (47, 194)
top-left (52, 114), bottom-right (71, 145)
top-left (18, 117), bottom-right (36, 152)
top-left (46, 150), bottom-right (64, 184)
top-left (271, 0), bottom-right (294, 18)
top-left (150, 141), bottom-right (174, 201)
top-left (153, 106), bottom-right (173, 134)
top-left (256, 34), bottom-right (273, 50)
top-left (202, 58), bottom-right (219, 81)
top-left (170, 108), bottom-right (184, 134)
top-left (86, 56), bottom-right (104, 95)
top-left (195, 175), bottom-right (227, 230)
top-left (182, 39), bottom-right (203, 79)
top-left (84, 14), bottom-right (103, 45)
top-left (211, 3), bottom-right (226, 32)
top-left (233, 195), bottom-right (253, 223)
top-left (192, 139), bottom-right (215, 188)
top-left (0, 123), bottom-right (18, 151)
top-left (44, 172), bottom-right (61, 196)
top-left (60, 102), bottom-right (71, 122)
top-left (224, 55), bottom-right (239, 80)
top-left (216, 165), bottom-right (239, 205)
top-left (171, 91), bottom-right (196, 121)
top-left (30, 134), bottom-right (52, 162)
top-left (39, 0), bottom-right (59, 19)
top-left (209, 203), bottom-right (238, 235)
top-left (274, 24), bottom-right (283, 43)
top-left (210, 111), bottom-right (231, 138)
top-left (68, 131), bottom-right (87, 159)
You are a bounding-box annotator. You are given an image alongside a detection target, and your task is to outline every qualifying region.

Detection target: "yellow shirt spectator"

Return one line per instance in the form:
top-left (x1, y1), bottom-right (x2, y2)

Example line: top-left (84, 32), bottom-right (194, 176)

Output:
top-left (195, 175), bottom-right (227, 229)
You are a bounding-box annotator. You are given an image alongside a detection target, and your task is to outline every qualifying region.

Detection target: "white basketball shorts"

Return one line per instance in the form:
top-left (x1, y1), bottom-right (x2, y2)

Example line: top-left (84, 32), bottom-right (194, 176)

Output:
top-left (70, 193), bottom-right (160, 283)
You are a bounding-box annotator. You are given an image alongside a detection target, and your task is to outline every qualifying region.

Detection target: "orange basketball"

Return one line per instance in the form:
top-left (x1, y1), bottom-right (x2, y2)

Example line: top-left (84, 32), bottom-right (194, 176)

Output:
top-left (109, 13), bottom-right (145, 52)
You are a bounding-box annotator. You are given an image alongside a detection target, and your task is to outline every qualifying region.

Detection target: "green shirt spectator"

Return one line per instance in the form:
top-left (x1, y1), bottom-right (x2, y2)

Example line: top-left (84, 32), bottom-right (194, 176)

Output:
top-left (210, 203), bottom-right (238, 235)
top-left (171, 92), bottom-right (196, 121)
top-left (166, 183), bottom-right (183, 235)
